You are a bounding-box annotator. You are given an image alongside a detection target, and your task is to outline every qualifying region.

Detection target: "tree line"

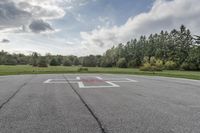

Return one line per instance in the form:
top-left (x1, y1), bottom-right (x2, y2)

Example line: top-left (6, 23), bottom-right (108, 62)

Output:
top-left (100, 25), bottom-right (200, 71)
top-left (0, 25), bottom-right (200, 70)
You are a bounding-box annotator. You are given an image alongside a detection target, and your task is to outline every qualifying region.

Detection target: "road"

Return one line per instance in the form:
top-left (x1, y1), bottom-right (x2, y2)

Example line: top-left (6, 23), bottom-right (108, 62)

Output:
top-left (0, 74), bottom-right (200, 133)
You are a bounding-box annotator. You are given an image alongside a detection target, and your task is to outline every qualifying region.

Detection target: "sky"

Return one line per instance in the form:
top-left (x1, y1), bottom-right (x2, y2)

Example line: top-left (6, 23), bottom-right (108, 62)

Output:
top-left (0, 0), bottom-right (200, 56)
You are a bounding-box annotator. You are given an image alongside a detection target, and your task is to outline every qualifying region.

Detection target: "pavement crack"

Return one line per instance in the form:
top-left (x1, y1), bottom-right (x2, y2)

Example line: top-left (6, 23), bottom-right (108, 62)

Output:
top-left (0, 75), bottom-right (35, 111)
top-left (63, 75), bottom-right (107, 133)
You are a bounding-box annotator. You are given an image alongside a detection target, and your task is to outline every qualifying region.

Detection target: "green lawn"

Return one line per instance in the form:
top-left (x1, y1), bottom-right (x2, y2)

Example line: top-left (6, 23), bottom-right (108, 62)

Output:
top-left (0, 65), bottom-right (200, 80)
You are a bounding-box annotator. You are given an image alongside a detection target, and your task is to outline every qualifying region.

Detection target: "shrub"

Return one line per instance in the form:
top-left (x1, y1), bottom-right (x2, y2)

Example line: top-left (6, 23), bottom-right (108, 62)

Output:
top-left (82, 55), bottom-right (97, 67)
top-left (151, 66), bottom-right (163, 71)
top-left (155, 59), bottom-right (163, 68)
top-left (73, 58), bottom-right (80, 66)
top-left (5, 58), bottom-right (17, 65)
top-left (150, 57), bottom-right (156, 65)
top-left (63, 59), bottom-right (72, 66)
top-left (140, 58), bottom-right (163, 71)
top-left (78, 67), bottom-right (88, 72)
top-left (180, 63), bottom-right (189, 70)
top-left (100, 60), bottom-right (112, 67)
top-left (143, 56), bottom-right (149, 63)
top-left (180, 62), bottom-right (198, 70)
top-left (165, 61), bottom-right (177, 70)
top-left (31, 59), bottom-right (38, 67)
top-left (116, 58), bottom-right (127, 68)
top-left (128, 60), bottom-right (140, 68)
top-left (38, 57), bottom-right (48, 67)
top-left (4, 55), bottom-right (17, 65)
top-left (128, 61), bottom-right (135, 68)
top-left (50, 58), bottom-right (59, 66)
top-left (140, 63), bottom-right (151, 71)
top-left (189, 63), bottom-right (198, 70)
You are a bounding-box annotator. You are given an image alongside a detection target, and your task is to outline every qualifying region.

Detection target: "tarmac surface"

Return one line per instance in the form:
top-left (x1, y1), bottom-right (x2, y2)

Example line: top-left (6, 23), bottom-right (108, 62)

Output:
top-left (0, 74), bottom-right (200, 133)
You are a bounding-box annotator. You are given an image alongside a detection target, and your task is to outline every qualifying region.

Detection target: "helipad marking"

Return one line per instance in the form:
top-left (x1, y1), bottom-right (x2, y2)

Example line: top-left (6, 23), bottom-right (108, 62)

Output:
top-left (44, 79), bottom-right (77, 84)
top-left (44, 76), bottom-right (138, 88)
top-left (96, 77), bottom-right (103, 80)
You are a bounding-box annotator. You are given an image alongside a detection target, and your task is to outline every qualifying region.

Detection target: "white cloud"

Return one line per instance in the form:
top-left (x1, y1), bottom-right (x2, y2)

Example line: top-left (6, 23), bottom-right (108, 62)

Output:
top-left (98, 16), bottom-right (114, 27)
top-left (0, 0), bottom-right (94, 33)
top-left (15, 0), bottom-right (66, 20)
top-left (80, 0), bottom-right (200, 55)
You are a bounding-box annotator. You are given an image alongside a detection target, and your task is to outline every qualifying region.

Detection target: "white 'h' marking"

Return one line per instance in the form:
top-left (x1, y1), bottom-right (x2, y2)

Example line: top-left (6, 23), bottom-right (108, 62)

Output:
top-left (44, 76), bottom-right (138, 88)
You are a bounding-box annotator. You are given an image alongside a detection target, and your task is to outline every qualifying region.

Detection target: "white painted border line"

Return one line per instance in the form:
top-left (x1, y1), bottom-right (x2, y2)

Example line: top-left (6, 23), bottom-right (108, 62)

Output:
top-left (45, 81), bottom-right (78, 84)
top-left (79, 86), bottom-right (119, 88)
top-left (76, 76), bottom-right (86, 88)
top-left (44, 79), bottom-right (78, 84)
top-left (110, 81), bottom-right (137, 83)
top-left (78, 85), bottom-right (120, 88)
top-left (78, 82), bottom-right (85, 88)
top-left (99, 78), bottom-right (131, 80)
top-left (44, 79), bottom-right (52, 83)
top-left (96, 77), bottom-right (103, 80)
top-left (106, 81), bottom-right (120, 87)
top-left (77, 81), bottom-right (120, 88)
top-left (126, 78), bottom-right (138, 82)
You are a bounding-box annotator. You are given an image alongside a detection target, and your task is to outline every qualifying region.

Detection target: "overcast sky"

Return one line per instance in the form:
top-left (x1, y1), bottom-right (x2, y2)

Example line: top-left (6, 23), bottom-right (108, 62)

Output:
top-left (0, 0), bottom-right (200, 56)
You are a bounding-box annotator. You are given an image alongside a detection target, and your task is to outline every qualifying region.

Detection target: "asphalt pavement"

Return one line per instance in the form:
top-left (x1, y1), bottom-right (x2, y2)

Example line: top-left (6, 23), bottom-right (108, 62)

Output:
top-left (0, 74), bottom-right (200, 133)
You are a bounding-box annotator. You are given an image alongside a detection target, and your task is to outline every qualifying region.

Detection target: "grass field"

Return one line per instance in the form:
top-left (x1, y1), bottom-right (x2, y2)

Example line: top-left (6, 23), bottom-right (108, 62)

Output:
top-left (0, 65), bottom-right (200, 80)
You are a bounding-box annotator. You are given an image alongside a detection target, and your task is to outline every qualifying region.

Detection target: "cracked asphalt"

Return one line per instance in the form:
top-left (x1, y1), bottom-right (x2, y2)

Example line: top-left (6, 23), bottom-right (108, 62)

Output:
top-left (0, 74), bottom-right (200, 133)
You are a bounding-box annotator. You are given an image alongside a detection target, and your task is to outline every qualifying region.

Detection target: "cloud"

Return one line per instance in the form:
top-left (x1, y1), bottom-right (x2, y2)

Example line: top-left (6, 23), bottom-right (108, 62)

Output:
top-left (98, 16), bottom-right (114, 27)
top-left (60, 0), bottom-right (97, 9)
top-left (80, 0), bottom-right (200, 55)
top-left (0, 1), bottom-right (31, 30)
top-left (0, 0), bottom-right (66, 33)
top-left (0, 0), bottom-right (96, 34)
top-left (16, 1), bottom-right (65, 20)
top-left (1, 39), bottom-right (10, 43)
top-left (29, 20), bottom-right (53, 33)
